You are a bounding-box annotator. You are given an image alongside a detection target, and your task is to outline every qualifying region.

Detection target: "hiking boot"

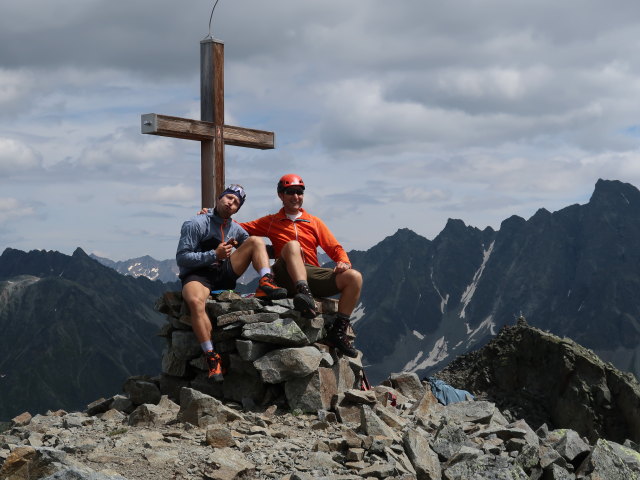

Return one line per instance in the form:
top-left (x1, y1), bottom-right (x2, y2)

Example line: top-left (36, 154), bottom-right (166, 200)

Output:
top-left (205, 350), bottom-right (226, 381)
top-left (255, 273), bottom-right (287, 300)
top-left (325, 316), bottom-right (358, 358)
top-left (293, 292), bottom-right (317, 319)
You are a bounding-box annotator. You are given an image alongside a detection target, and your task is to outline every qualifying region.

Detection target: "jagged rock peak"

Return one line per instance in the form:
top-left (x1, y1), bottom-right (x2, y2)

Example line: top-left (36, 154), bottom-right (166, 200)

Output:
top-left (530, 207), bottom-right (551, 220)
top-left (366, 227), bottom-right (430, 253)
top-left (72, 247), bottom-right (90, 259)
top-left (499, 214), bottom-right (527, 232)
top-left (389, 227), bottom-right (428, 242)
top-left (590, 178), bottom-right (640, 207)
top-left (442, 218), bottom-right (468, 233)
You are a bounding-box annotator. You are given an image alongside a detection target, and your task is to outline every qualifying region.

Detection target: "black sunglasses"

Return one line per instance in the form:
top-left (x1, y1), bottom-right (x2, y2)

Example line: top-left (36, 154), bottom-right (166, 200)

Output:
top-left (283, 188), bottom-right (305, 196)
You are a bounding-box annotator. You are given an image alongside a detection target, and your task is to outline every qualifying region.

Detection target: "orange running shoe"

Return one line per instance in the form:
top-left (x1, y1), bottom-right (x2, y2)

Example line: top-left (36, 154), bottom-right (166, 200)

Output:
top-left (255, 273), bottom-right (287, 300)
top-left (205, 350), bottom-right (226, 381)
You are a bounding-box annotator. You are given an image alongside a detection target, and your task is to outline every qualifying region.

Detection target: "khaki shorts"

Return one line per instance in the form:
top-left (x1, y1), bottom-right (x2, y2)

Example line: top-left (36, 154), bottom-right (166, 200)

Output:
top-left (272, 257), bottom-right (339, 298)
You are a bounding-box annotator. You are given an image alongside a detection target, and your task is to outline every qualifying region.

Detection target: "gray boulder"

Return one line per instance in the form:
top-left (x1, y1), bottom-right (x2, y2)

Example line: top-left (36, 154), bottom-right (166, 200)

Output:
top-left (253, 346), bottom-right (323, 383)
top-left (242, 318), bottom-right (309, 346)
top-left (177, 388), bottom-right (243, 427)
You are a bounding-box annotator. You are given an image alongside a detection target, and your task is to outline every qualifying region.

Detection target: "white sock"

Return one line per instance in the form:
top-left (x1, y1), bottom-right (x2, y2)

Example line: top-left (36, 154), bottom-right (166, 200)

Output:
top-left (201, 341), bottom-right (214, 353)
top-left (258, 267), bottom-right (270, 277)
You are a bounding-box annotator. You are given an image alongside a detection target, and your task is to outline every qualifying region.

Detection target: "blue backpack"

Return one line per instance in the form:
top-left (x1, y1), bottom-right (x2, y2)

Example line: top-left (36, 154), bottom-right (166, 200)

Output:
top-left (427, 377), bottom-right (474, 405)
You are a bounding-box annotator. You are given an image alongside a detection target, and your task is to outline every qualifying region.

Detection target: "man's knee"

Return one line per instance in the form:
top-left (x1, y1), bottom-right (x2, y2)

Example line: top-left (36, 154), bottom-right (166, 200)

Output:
top-left (182, 284), bottom-right (208, 311)
top-left (281, 240), bottom-right (302, 255)
top-left (338, 268), bottom-right (362, 289)
top-left (242, 236), bottom-right (263, 249)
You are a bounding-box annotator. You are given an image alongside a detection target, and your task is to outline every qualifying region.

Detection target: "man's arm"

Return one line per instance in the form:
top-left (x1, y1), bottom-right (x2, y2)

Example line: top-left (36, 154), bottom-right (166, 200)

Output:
top-left (231, 221), bottom-right (250, 246)
top-left (239, 215), bottom-right (273, 237)
top-left (314, 216), bottom-right (351, 271)
top-left (176, 217), bottom-right (219, 268)
top-left (196, 208), bottom-right (269, 239)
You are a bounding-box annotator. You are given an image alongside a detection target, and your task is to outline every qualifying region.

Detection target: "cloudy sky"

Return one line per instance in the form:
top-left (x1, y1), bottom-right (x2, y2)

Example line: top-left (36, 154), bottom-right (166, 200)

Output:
top-left (1, 0), bottom-right (639, 261)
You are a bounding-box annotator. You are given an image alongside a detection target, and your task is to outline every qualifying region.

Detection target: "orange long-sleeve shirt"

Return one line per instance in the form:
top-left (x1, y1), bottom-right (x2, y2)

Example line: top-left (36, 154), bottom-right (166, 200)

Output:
top-left (240, 208), bottom-right (350, 267)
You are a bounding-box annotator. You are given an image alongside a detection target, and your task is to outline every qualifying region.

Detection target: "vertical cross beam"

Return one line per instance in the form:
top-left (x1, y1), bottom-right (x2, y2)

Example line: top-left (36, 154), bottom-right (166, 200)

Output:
top-left (200, 38), bottom-right (225, 207)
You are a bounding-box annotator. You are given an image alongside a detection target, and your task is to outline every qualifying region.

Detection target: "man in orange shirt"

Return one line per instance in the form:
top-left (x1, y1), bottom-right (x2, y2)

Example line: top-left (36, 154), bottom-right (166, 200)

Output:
top-left (240, 174), bottom-right (363, 357)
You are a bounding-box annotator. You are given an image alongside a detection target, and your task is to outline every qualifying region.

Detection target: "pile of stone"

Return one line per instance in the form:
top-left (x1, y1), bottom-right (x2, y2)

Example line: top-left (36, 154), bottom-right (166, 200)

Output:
top-left (154, 291), bottom-right (366, 413)
top-left (2, 372), bottom-right (640, 479)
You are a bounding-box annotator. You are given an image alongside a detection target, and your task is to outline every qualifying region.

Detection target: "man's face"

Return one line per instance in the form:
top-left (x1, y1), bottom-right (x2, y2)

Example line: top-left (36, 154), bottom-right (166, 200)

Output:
top-left (216, 193), bottom-right (241, 219)
top-left (279, 187), bottom-right (305, 212)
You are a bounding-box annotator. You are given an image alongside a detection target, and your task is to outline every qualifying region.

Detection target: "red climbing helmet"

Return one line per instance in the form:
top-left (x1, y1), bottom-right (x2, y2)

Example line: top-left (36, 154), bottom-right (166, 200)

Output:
top-left (277, 174), bottom-right (305, 193)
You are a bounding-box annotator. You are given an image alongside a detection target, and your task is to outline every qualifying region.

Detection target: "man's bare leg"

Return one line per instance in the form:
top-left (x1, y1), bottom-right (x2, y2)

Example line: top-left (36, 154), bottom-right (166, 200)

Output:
top-left (279, 240), bottom-right (317, 317)
top-left (335, 269), bottom-right (363, 317)
top-left (182, 280), bottom-right (226, 378)
top-left (228, 236), bottom-right (267, 275)
top-left (324, 268), bottom-right (362, 358)
top-left (182, 281), bottom-right (213, 344)
top-left (229, 236), bottom-right (286, 299)
top-left (279, 240), bottom-right (307, 282)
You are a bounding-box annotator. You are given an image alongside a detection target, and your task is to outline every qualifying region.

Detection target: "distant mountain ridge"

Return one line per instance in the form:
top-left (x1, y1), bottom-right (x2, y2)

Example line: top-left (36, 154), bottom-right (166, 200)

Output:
top-left (89, 251), bottom-right (283, 286)
top-left (351, 179), bottom-right (640, 384)
top-left (0, 247), bottom-right (169, 421)
top-left (90, 253), bottom-right (179, 283)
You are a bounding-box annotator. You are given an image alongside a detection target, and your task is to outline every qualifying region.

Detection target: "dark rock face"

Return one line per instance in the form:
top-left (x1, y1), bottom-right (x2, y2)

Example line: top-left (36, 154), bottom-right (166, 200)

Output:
top-left (0, 248), bottom-right (168, 421)
top-left (436, 317), bottom-right (640, 444)
top-left (351, 179), bottom-right (640, 384)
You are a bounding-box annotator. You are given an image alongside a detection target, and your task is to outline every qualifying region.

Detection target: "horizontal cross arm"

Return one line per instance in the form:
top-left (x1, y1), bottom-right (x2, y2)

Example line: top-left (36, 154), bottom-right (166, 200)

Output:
top-left (141, 113), bottom-right (274, 149)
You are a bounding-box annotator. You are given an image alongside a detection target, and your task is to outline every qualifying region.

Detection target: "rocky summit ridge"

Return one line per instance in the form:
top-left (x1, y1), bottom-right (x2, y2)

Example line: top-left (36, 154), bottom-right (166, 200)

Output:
top-left (2, 294), bottom-right (640, 480)
top-left (437, 316), bottom-right (640, 445)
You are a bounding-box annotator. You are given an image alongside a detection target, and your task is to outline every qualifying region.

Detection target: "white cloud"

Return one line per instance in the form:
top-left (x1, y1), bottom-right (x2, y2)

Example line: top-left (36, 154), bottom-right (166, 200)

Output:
top-left (0, 137), bottom-right (42, 174)
top-left (76, 128), bottom-right (179, 172)
top-left (0, 197), bottom-right (35, 223)
top-left (0, 69), bottom-right (38, 116)
top-left (402, 187), bottom-right (450, 203)
top-left (118, 183), bottom-right (195, 205)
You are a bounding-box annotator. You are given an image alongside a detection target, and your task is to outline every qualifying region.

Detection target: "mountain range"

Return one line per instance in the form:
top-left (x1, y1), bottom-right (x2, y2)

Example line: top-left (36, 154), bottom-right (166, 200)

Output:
top-left (351, 178), bottom-right (640, 383)
top-left (0, 248), bottom-right (169, 421)
top-left (2, 178), bottom-right (639, 419)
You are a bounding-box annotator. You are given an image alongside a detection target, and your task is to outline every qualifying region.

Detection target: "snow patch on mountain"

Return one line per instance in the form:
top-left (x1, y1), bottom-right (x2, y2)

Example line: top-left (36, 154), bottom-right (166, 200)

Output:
top-left (403, 336), bottom-right (448, 372)
top-left (430, 269), bottom-right (449, 314)
top-left (459, 241), bottom-right (494, 319)
top-left (351, 303), bottom-right (365, 325)
top-left (465, 315), bottom-right (496, 346)
top-left (621, 192), bottom-right (630, 205)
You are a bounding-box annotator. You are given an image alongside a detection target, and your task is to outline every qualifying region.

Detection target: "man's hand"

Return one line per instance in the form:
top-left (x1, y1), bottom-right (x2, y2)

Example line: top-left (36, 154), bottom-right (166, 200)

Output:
top-left (197, 208), bottom-right (209, 215)
top-left (215, 241), bottom-right (234, 260)
top-left (334, 262), bottom-right (351, 273)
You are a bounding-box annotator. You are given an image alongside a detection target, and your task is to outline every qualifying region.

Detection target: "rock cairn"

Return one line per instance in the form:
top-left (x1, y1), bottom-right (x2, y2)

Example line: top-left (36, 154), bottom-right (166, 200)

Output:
top-left (155, 291), bottom-right (365, 413)
top-left (2, 372), bottom-right (640, 479)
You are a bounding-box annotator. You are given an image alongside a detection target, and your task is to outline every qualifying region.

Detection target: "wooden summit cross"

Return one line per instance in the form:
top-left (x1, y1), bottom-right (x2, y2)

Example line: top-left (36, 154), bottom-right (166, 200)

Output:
top-left (141, 38), bottom-right (275, 207)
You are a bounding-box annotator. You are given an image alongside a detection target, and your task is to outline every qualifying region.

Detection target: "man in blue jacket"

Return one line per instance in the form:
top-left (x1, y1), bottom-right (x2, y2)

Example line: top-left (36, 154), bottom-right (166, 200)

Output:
top-left (176, 184), bottom-right (286, 380)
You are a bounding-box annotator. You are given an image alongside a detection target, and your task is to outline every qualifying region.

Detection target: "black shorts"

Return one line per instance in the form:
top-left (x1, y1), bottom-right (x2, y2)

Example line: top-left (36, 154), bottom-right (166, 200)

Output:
top-left (180, 260), bottom-right (239, 291)
top-left (272, 257), bottom-right (340, 297)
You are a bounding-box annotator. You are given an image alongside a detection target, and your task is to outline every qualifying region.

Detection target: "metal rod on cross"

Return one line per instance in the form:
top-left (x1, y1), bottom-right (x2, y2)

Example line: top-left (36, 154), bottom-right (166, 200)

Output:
top-left (141, 37), bottom-right (275, 208)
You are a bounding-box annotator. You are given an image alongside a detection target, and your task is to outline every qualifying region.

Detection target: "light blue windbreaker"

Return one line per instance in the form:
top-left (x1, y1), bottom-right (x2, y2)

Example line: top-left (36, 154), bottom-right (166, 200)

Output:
top-left (176, 209), bottom-right (249, 278)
